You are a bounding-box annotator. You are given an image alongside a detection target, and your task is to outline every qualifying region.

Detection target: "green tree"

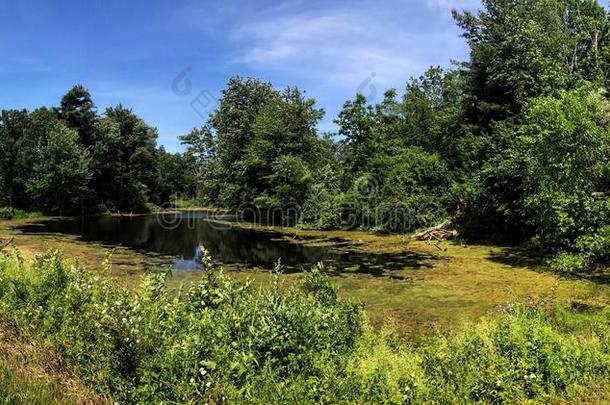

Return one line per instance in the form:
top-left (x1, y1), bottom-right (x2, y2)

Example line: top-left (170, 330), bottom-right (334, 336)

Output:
top-left (26, 119), bottom-right (91, 215)
top-left (0, 109), bottom-right (31, 208)
top-left (209, 76), bottom-right (276, 208)
top-left (245, 87), bottom-right (324, 207)
top-left (59, 85), bottom-right (97, 146)
top-left (515, 88), bottom-right (610, 269)
top-left (101, 106), bottom-right (159, 210)
top-left (179, 126), bottom-right (216, 201)
top-left (335, 94), bottom-right (376, 176)
top-left (156, 147), bottom-right (195, 203)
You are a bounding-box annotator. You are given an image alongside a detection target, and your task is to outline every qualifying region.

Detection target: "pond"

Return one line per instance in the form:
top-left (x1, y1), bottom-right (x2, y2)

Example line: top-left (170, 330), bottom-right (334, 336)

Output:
top-left (17, 212), bottom-right (432, 276)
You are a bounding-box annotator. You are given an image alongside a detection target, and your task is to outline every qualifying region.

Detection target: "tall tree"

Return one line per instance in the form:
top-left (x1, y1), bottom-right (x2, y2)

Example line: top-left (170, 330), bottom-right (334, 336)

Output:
top-left (205, 76), bottom-right (276, 208)
top-left (26, 118), bottom-right (91, 215)
top-left (335, 94), bottom-right (376, 176)
top-left (453, 0), bottom-right (573, 130)
top-left (0, 109), bottom-right (30, 208)
top-left (59, 85), bottom-right (97, 146)
top-left (101, 106), bottom-right (159, 210)
top-left (245, 87), bottom-right (324, 207)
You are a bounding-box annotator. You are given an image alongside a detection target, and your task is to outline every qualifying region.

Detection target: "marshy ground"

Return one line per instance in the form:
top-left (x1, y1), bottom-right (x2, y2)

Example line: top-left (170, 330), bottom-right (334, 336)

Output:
top-left (2, 216), bottom-right (609, 337)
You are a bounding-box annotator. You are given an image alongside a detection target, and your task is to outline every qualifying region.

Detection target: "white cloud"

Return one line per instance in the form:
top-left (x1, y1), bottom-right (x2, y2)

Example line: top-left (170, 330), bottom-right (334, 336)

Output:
top-left (425, 0), bottom-right (480, 12)
top-left (229, 3), bottom-right (467, 95)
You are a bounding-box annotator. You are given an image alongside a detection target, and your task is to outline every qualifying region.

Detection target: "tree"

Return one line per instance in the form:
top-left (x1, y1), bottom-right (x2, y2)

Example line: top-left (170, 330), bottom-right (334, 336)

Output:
top-left (335, 94), bottom-right (376, 176)
top-left (59, 85), bottom-right (97, 146)
top-left (179, 126), bottom-right (216, 202)
top-left (564, 0), bottom-right (610, 86)
top-left (0, 109), bottom-right (31, 208)
top-left (514, 88), bottom-right (610, 269)
top-left (245, 87), bottom-right (324, 207)
top-left (156, 147), bottom-right (195, 203)
top-left (399, 67), bottom-right (463, 164)
top-left (454, 0), bottom-right (573, 131)
top-left (206, 76), bottom-right (277, 208)
top-left (179, 125), bottom-right (216, 166)
top-left (26, 119), bottom-right (91, 215)
top-left (102, 106), bottom-right (159, 210)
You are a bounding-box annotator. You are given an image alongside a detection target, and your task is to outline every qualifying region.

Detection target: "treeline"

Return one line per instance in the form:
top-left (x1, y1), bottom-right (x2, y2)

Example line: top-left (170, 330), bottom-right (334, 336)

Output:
top-left (182, 0), bottom-right (610, 272)
top-left (0, 85), bottom-right (193, 215)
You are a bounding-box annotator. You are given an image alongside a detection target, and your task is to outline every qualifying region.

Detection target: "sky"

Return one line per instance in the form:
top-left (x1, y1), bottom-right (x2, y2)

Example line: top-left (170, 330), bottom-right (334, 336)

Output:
top-left (0, 0), bottom-right (480, 152)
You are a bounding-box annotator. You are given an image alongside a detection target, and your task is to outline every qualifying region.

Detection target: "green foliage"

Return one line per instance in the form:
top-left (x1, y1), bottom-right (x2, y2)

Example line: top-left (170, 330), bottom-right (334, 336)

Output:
top-left (0, 249), bottom-right (361, 403)
top-left (2, 250), bottom-right (610, 403)
top-left (517, 89), bottom-right (610, 252)
top-left (0, 207), bottom-right (31, 220)
top-left (26, 118), bottom-right (91, 215)
top-left (59, 84), bottom-right (97, 147)
top-left (187, 78), bottom-right (329, 212)
top-left (0, 86), bottom-right (192, 215)
top-left (465, 88), bottom-right (610, 267)
top-left (3, 0), bottom-right (610, 272)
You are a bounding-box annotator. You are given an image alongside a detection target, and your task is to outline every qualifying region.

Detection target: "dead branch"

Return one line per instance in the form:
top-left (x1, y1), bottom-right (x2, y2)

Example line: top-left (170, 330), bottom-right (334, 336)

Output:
top-left (410, 220), bottom-right (457, 242)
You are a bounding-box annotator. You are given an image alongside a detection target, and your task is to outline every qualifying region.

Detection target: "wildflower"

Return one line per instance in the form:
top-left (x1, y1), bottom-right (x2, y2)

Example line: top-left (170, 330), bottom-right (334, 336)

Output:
top-left (199, 367), bottom-right (207, 376)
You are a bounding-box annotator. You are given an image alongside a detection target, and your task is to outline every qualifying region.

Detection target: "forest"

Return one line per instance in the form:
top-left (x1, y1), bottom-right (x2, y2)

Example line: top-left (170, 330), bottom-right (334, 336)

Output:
top-left (4, 0), bottom-right (610, 273)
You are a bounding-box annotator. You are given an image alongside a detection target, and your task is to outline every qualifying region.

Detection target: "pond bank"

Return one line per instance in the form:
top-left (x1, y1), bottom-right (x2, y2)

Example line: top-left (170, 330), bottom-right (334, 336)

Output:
top-left (1, 216), bottom-right (609, 336)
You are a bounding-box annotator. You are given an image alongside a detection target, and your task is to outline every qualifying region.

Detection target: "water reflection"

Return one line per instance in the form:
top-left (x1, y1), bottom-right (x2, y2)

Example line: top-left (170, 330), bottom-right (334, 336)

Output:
top-left (18, 213), bottom-right (434, 275)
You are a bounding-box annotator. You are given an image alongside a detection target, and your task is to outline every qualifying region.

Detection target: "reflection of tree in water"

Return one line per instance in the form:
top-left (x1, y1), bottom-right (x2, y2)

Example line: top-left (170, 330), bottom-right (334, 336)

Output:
top-left (18, 214), bottom-right (437, 276)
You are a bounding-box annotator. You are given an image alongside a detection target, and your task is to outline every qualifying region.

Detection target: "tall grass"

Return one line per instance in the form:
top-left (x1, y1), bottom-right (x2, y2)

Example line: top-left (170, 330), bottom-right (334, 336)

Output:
top-left (0, 248), bottom-right (609, 403)
top-left (0, 361), bottom-right (68, 405)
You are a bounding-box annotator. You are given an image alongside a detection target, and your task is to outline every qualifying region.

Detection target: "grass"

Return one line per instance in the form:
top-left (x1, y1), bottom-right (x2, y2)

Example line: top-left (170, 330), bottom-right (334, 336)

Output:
top-left (0, 311), bottom-right (103, 404)
top-left (0, 362), bottom-right (65, 405)
top-left (1, 249), bottom-right (610, 403)
top-left (2, 216), bottom-right (610, 336)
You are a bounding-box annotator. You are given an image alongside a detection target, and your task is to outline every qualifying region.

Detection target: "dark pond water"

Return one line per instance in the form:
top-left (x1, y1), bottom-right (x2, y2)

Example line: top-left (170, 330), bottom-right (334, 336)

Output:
top-left (18, 212), bottom-right (433, 276)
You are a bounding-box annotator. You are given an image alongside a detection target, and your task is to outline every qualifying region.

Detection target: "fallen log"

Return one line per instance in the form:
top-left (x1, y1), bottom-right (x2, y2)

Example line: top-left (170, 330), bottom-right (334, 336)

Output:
top-left (410, 220), bottom-right (457, 242)
top-left (0, 237), bottom-right (14, 252)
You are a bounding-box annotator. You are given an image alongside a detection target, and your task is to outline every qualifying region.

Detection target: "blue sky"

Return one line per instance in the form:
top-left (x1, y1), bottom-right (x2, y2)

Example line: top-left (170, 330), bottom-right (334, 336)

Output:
top-left (0, 0), bottom-right (479, 152)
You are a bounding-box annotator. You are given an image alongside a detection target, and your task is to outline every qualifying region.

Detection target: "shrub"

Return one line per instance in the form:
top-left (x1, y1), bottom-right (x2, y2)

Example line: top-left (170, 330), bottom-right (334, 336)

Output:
top-left (1, 249), bottom-right (610, 403)
top-left (0, 249), bottom-right (361, 403)
top-left (0, 207), bottom-right (28, 220)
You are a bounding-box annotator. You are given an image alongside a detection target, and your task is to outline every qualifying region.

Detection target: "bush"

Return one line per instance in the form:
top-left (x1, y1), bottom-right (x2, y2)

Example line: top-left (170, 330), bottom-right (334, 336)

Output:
top-left (1, 249), bottom-right (610, 403)
top-left (0, 249), bottom-right (361, 403)
top-left (300, 189), bottom-right (354, 230)
top-left (0, 207), bottom-right (33, 220)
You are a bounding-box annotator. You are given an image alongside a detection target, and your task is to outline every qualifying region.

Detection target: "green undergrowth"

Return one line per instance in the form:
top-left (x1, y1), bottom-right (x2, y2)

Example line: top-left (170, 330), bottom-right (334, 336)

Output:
top-left (0, 207), bottom-right (41, 221)
top-left (0, 248), bottom-right (609, 403)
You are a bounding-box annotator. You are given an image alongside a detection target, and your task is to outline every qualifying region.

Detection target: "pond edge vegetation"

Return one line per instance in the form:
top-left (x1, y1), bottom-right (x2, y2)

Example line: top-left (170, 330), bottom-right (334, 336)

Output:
top-left (1, 248), bottom-right (610, 403)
